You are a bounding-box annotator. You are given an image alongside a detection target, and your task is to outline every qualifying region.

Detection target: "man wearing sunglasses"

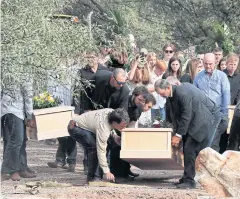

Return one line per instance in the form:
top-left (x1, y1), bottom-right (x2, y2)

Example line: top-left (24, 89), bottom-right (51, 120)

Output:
top-left (90, 68), bottom-right (130, 110)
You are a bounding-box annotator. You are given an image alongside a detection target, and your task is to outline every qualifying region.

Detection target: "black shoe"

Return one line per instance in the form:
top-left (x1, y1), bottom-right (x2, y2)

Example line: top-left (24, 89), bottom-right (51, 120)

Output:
top-left (47, 162), bottom-right (66, 169)
top-left (68, 164), bottom-right (76, 172)
top-left (173, 178), bottom-right (184, 185)
top-left (128, 170), bottom-right (139, 178)
top-left (176, 181), bottom-right (196, 189)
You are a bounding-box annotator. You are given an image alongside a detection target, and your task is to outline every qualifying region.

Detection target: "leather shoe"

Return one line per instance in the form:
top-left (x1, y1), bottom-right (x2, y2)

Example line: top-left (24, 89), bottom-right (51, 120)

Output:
top-left (10, 172), bottom-right (21, 181)
top-left (128, 170), bottom-right (139, 178)
top-left (47, 162), bottom-right (66, 169)
top-left (173, 178), bottom-right (184, 185)
top-left (68, 164), bottom-right (76, 172)
top-left (176, 181), bottom-right (196, 189)
top-left (26, 167), bottom-right (37, 174)
top-left (19, 171), bottom-right (37, 178)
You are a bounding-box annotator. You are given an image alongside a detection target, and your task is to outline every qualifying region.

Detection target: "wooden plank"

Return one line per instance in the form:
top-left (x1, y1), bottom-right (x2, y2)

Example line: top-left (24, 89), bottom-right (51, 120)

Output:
top-left (123, 128), bottom-right (173, 132)
top-left (227, 105), bottom-right (235, 134)
top-left (33, 106), bottom-right (74, 116)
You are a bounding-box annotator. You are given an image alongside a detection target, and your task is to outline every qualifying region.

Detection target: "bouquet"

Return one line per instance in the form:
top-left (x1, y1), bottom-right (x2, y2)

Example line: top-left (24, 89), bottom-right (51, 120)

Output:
top-left (33, 91), bottom-right (62, 109)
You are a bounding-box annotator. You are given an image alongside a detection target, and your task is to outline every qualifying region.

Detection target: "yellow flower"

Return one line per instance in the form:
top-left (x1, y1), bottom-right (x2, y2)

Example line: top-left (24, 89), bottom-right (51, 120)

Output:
top-left (48, 96), bottom-right (54, 102)
top-left (39, 93), bottom-right (45, 99)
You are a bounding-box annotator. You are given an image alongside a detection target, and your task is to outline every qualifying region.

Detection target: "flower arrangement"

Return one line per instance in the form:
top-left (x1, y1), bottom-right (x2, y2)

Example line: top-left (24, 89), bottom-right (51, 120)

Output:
top-left (33, 91), bottom-right (62, 109)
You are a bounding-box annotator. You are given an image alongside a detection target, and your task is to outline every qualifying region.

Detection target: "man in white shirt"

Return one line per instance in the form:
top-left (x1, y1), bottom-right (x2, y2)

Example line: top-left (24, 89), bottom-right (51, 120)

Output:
top-left (68, 108), bottom-right (130, 183)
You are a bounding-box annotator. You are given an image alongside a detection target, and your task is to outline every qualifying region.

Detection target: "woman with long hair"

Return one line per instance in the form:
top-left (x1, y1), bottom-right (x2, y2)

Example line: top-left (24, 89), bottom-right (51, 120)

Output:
top-left (146, 52), bottom-right (157, 72)
top-left (162, 56), bottom-right (182, 80)
top-left (162, 43), bottom-right (177, 66)
top-left (217, 57), bottom-right (227, 71)
top-left (180, 58), bottom-right (201, 83)
top-left (127, 55), bottom-right (150, 94)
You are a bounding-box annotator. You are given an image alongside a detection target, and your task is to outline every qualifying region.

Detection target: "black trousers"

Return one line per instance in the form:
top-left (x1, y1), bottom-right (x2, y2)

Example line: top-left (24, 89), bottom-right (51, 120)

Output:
top-left (69, 126), bottom-right (103, 178)
top-left (227, 114), bottom-right (240, 151)
top-left (211, 115), bottom-right (229, 152)
top-left (55, 136), bottom-right (77, 165)
top-left (182, 132), bottom-right (211, 183)
top-left (110, 145), bottom-right (130, 177)
top-left (1, 114), bottom-right (28, 174)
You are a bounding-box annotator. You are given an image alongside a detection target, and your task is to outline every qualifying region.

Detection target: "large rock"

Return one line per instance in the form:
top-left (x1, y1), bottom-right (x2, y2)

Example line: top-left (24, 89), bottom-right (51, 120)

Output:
top-left (196, 147), bottom-right (240, 198)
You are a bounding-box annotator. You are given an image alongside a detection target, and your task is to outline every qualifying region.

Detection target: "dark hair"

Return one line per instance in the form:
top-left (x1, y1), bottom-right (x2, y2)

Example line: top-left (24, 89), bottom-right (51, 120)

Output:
top-left (213, 47), bottom-right (223, 53)
top-left (144, 94), bottom-right (156, 105)
top-left (108, 108), bottom-right (130, 124)
top-left (163, 43), bottom-right (177, 52)
top-left (132, 86), bottom-right (149, 97)
top-left (165, 56), bottom-right (182, 79)
top-left (217, 57), bottom-right (227, 70)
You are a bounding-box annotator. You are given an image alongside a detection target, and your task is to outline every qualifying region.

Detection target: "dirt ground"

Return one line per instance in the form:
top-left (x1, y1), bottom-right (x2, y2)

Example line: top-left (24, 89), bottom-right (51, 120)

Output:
top-left (0, 140), bottom-right (212, 199)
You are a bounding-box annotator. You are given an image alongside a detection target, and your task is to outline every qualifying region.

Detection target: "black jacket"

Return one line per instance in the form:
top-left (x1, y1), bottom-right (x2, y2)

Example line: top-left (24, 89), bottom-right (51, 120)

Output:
top-left (127, 95), bottom-right (142, 121)
top-left (91, 70), bottom-right (130, 110)
top-left (223, 71), bottom-right (240, 105)
top-left (73, 64), bottom-right (108, 114)
top-left (169, 83), bottom-right (218, 142)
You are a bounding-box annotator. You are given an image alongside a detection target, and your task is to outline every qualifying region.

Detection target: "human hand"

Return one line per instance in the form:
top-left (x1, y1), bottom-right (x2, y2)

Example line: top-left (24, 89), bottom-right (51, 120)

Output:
top-left (171, 135), bottom-right (181, 148)
top-left (69, 120), bottom-right (76, 129)
top-left (105, 172), bottom-right (115, 182)
top-left (26, 119), bottom-right (35, 128)
top-left (113, 134), bottom-right (121, 146)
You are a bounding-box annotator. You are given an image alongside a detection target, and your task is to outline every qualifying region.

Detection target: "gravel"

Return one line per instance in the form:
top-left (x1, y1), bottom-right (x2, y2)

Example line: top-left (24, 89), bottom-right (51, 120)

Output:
top-left (1, 140), bottom-right (212, 199)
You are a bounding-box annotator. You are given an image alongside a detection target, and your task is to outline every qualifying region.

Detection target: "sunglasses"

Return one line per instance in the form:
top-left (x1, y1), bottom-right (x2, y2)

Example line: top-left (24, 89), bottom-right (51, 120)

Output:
top-left (113, 76), bottom-right (126, 85)
top-left (165, 50), bottom-right (173, 54)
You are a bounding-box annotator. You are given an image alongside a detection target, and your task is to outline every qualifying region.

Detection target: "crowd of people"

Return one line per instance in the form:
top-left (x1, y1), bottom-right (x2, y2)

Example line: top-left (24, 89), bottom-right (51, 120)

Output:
top-left (1, 42), bottom-right (240, 190)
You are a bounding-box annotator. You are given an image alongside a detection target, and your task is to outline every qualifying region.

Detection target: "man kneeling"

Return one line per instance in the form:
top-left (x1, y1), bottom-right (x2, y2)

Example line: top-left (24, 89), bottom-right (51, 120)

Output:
top-left (68, 108), bottom-right (130, 183)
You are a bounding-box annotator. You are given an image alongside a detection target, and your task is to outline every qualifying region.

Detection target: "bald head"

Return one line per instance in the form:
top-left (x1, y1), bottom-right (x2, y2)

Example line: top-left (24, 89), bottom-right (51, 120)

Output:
top-left (203, 53), bottom-right (216, 74)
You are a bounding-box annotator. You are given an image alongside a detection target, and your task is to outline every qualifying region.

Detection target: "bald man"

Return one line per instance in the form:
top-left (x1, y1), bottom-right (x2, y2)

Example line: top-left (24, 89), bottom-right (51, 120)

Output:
top-left (90, 68), bottom-right (130, 110)
top-left (194, 53), bottom-right (230, 152)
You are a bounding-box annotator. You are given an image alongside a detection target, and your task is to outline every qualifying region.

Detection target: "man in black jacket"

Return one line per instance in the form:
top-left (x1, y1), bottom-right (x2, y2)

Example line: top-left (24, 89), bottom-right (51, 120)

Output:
top-left (155, 79), bottom-right (219, 189)
top-left (110, 86), bottom-right (156, 178)
top-left (227, 73), bottom-right (240, 151)
top-left (90, 68), bottom-right (130, 110)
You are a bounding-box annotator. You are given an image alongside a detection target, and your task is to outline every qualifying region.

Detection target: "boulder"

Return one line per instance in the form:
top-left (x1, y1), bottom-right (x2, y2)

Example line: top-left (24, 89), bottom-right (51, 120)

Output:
top-left (196, 148), bottom-right (240, 198)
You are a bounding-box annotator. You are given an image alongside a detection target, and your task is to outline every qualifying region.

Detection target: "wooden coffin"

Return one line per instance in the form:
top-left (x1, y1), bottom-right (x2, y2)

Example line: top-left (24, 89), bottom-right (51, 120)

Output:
top-left (120, 128), bottom-right (184, 170)
top-left (227, 105), bottom-right (235, 134)
top-left (27, 106), bottom-right (74, 140)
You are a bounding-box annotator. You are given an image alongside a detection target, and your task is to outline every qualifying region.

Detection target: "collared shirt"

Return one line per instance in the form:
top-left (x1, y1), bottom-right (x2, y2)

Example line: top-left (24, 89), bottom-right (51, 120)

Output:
top-left (1, 78), bottom-right (33, 120)
top-left (223, 69), bottom-right (238, 89)
top-left (193, 69), bottom-right (230, 115)
top-left (73, 108), bottom-right (113, 173)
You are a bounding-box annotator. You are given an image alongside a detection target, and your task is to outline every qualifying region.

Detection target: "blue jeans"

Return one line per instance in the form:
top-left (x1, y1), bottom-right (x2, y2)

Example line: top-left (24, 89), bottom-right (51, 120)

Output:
top-left (1, 114), bottom-right (28, 174)
top-left (151, 108), bottom-right (166, 121)
top-left (68, 126), bottom-right (103, 179)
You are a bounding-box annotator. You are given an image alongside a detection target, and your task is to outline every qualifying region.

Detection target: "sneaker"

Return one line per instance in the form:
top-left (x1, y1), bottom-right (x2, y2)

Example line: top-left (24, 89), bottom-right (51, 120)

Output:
top-left (10, 172), bottom-right (21, 181)
top-left (19, 171), bottom-right (37, 178)
top-left (67, 164), bottom-right (76, 172)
